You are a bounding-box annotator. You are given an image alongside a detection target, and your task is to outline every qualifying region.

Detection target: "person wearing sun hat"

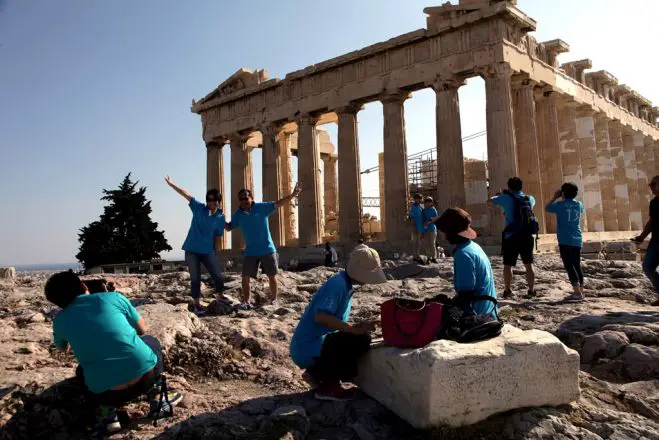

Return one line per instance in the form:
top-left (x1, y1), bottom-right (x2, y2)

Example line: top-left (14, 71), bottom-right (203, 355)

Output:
top-left (435, 208), bottom-right (498, 317)
top-left (289, 243), bottom-right (387, 401)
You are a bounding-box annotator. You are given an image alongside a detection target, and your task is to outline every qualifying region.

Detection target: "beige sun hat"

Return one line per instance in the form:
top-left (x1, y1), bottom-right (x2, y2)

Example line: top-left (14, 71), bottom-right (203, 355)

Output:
top-left (346, 244), bottom-right (387, 285)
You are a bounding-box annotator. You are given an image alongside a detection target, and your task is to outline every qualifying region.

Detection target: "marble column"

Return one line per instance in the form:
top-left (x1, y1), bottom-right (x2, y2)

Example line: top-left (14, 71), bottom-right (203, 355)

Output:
top-left (558, 100), bottom-right (587, 230)
top-left (206, 141), bottom-right (226, 249)
top-left (433, 77), bottom-right (466, 210)
top-left (512, 77), bottom-right (545, 232)
top-left (322, 155), bottom-right (338, 216)
top-left (643, 136), bottom-right (656, 213)
top-left (621, 127), bottom-right (643, 229)
top-left (575, 108), bottom-right (604, 232)
top-left (278, 131), bottom-right (296, 245)
top-left (262, 124), bottom-right (285, 248)
top-left (230, 133), bottom-right (253, 249)
top-left (535, 91), bottom-right (563, 233)
top-left (464, 159), bottom-right (490, 236)
top-left (297, 115), bottom-right (323, 245)
top-left (608, 122), bottom-right (631, 231)
top-left (593, 114), bottom-right (618, 231)
top-left (381, 92), bottom-right (411, 242)
top-left (483, 62), bottom-right (518, 235)
top-left (633, 132), bottom-right (650, 223)
top-left (337, 105), bottom-right (363, 243)
top-left (378, 152), bottom-right (386, 233)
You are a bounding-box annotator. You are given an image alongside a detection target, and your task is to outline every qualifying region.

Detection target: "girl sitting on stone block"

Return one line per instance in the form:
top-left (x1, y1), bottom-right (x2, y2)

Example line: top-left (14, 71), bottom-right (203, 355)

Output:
top-left (289, 244), bottom-right (386, 401)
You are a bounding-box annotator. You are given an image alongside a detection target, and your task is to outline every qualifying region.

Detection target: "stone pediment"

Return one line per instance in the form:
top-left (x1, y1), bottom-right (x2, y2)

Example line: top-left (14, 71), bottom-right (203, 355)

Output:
top-left (196, 68), bottom-right (269, 106)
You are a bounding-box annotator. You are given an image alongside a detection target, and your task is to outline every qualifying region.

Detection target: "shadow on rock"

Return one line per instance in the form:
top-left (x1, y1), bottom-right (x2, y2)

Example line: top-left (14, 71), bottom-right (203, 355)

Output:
top-left (0, 378), bottom-right (95, 440)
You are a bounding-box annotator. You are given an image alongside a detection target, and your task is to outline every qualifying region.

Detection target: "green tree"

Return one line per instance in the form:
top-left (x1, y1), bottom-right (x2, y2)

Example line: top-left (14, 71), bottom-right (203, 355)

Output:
top-left (76, 174), bottom-right (171, 268)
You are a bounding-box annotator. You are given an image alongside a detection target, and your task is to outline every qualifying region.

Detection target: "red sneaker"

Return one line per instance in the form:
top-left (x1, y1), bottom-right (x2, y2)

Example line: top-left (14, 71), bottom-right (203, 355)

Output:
top-left (313, 382), bottom-right (356, 401)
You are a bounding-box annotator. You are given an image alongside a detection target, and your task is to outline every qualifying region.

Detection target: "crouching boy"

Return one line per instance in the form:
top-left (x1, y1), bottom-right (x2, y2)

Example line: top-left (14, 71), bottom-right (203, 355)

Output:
top-left (290, 244), bottom-right (387, 401)
top-left (45, 270), bottom-right (183, 433)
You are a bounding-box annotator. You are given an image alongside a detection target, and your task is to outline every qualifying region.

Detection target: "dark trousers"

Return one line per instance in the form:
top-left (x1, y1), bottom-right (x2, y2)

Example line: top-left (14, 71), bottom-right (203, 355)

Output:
top-left (185, 251), bottom-right (225, 301)
top-left (642, 243), bottom-right (659, 292)
top-left (77, 335), bottom-right (164, 407)
top-left (559, 245), bottom-right (584, 286)
top-left (306, 332), bottom-right (371, 384)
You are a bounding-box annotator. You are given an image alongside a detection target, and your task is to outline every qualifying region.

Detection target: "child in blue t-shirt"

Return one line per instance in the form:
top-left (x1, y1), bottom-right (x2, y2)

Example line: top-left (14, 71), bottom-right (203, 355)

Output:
top-left (545, 182), bottom-right (585, 301)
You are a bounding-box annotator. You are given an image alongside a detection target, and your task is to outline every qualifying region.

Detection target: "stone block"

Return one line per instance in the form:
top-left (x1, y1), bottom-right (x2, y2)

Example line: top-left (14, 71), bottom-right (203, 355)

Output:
top-left (355, 325), bottom-right (580, 428)
top-left (0, 267), bottom-right (16, 278)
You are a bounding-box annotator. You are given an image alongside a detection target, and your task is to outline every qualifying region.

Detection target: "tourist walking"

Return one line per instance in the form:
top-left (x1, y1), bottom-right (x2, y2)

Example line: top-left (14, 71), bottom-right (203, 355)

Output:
top-left (46, 270), bottom-right (183, 433)
top-left (227, 183), bottom-right (301, 309)
top-left (165, 175), bottom-right (226, 315)
top-left (489, 177), bottom-right (539, 299)
top-left (546, 183), bottom-right (586, 301)
top-left (290, 243), bottom-right (386, 401)
top-left (633, 175), bottom-right (659, 306)
top-left (409, 193), bottom-right (425, 258)
top-left (324, 242), bottom-right (338, 267)
top-left (434, 208), bottom-right (498, 317)
top-left (422, 196), bottom-right (439, 263)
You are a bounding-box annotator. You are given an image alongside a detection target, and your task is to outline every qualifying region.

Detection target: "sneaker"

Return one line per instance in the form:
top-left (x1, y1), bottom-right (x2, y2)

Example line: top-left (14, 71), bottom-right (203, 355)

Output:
top-left (194, 305), bottom-right (206, 316)
top-left (235, 302), bottom-right (254, 311)
top-left (502, 289), bottom-right (513, 299)
top-left (564, 293), bottom-right (585, 302)
top-left (314, 382), bottom-right (356, 402)
top-left (525, 290), bottom-right (537, 299)
top-left (150, 391), bottom-right (183, 418)
top-left (99, 408), bottom-right (122, 433)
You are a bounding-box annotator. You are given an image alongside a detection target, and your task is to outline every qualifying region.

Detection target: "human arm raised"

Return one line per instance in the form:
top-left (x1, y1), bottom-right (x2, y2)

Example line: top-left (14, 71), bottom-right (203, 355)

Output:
top-left (164, 175), bottom-right (193, 201)
top-left (545, 189), bottom-right (563, 212)
top-left (274, 182), bottom-right (302, 208)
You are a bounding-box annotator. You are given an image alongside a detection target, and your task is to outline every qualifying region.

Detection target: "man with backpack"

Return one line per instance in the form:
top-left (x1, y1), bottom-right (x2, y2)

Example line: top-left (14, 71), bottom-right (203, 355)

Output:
top-left (489, 177), bottom-right (539, 299)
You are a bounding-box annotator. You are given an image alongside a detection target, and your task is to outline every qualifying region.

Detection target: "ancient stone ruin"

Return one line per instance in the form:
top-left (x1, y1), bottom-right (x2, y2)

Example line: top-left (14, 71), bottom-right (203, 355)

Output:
top-left (192, 0), bottom-right (659, 252)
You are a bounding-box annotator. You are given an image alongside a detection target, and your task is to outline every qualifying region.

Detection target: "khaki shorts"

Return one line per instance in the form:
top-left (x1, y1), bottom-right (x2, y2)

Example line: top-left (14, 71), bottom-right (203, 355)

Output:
top-left (243, 253), bottom-right (279, 278)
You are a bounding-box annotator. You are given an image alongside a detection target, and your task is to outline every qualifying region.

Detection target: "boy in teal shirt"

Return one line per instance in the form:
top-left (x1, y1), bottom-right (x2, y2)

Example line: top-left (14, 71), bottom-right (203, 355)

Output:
top-left (46, 270), bottom-right (182, 432)
top-left (546, 182), bottom-right (585, 301)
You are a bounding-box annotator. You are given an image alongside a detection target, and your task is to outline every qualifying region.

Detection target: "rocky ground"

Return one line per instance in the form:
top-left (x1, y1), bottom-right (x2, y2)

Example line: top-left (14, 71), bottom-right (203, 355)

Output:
top-left (1, 253), bottom-right (658, 439)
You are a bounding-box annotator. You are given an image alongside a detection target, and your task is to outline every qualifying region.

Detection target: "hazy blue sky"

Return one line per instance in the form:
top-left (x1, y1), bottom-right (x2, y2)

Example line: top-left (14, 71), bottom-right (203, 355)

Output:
top-left (1, 0), bottom-right (657, 265)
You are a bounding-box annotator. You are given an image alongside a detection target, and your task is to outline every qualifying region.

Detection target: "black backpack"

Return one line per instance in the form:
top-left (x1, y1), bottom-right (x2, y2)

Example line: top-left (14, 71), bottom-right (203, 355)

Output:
top-left (431, 292), bottom-right (503, 343)
top-left (504, 191), bottom-right (540, 236)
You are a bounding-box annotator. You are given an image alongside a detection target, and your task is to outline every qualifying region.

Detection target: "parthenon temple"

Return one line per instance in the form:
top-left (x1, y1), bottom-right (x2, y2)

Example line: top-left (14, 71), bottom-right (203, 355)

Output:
top-left (192, 0), bottom-right (659, 253)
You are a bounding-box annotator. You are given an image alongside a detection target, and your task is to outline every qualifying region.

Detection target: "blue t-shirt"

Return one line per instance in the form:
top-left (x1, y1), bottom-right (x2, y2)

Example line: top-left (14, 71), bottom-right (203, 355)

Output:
top-left (423, 207), bottom-right (439, 233)
top-left (231, 202), bottom-right (277, 257)
top-left (491, 191), bottom-right (536, 238)
top-left (182, 198), bottom-right (226, 255)
top-left (53, 292), bottom-right (157, 393)
top-left (409, 203), bottom-right (424, 233)
top-left (546, 199), bottom-right (584, 247)
top-left (290, 272), bottom-right (353, 368)
top-left (453, 241), bottom-right (497, 317)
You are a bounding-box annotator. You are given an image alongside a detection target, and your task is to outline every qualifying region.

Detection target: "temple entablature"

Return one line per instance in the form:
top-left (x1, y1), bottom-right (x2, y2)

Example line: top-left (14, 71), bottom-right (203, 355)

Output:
top-left (539, 39), bottom-right (569, 69)
top-left (585, 70), bottom-right (618, 101)
top-left (561, 59), bottom-right (592, 84)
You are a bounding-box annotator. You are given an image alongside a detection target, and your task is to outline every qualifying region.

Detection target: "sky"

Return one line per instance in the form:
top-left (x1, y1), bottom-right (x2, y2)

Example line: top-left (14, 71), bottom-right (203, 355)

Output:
top-left (1, 0), bottom-right (657, 266)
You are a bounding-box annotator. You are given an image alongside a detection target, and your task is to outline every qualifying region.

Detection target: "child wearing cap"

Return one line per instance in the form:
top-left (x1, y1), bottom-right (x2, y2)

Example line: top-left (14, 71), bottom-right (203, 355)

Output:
top-left (290, 244), bottom-right (387, 401)
top-left (434, 208), bottom-right (498, 317)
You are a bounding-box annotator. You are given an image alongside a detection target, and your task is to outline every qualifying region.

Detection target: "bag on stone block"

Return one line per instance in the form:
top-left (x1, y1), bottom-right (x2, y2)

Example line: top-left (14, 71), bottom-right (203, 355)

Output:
top-left (381, 298), bottom-right (443, 348)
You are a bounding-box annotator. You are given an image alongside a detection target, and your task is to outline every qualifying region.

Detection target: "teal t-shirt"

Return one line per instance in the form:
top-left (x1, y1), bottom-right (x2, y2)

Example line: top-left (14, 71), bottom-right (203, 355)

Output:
top-left (290, 272), bottom-right (353, 368)
top-left (546, 199), bottom-right (584, 247)
top-left (453, 241), bottom-right (497, 317)
top-left (231, 202), bottom-right (277, 257)
top-left (53, 292), bottom-right (157, 393)
top-left (423, 207), bottom-right (439, 233)
top-left (182, 198), bottom-right (226, 255)
top-left (491, 191), bottom-right (536, 238)
top-left (409, 203), bottom-right (424, 233)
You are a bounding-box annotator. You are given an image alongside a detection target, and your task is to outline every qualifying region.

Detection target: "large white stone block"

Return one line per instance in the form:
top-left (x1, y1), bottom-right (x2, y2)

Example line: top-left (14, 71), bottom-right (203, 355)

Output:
top-left (0, 267), bottom-right (16, 278)
top-left (356, 325), bottom-right (580, 428)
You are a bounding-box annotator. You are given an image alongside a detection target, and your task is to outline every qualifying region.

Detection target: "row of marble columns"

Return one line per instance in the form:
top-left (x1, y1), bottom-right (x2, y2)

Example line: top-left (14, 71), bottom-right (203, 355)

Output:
top-left (208, 62), bottom-right (659, 249)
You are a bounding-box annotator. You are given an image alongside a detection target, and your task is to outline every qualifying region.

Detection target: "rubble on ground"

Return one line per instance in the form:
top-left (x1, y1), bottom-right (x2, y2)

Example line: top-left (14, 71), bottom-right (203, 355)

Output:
top-left (1, 255), bottom-right (658, 439)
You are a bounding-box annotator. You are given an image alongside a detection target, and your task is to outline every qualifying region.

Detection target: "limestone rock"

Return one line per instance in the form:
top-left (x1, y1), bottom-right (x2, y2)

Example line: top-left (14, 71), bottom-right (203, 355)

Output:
top-left (580, 330), bottom-right (629, 364)
top-left (0, 267), bottom-right (16, 278)
top-left (356, 325), bottom-right (580, 428)
top-left (259, 405), bottom-right (309, 440)
top-left (136, 303), bottom-right (203, 351)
